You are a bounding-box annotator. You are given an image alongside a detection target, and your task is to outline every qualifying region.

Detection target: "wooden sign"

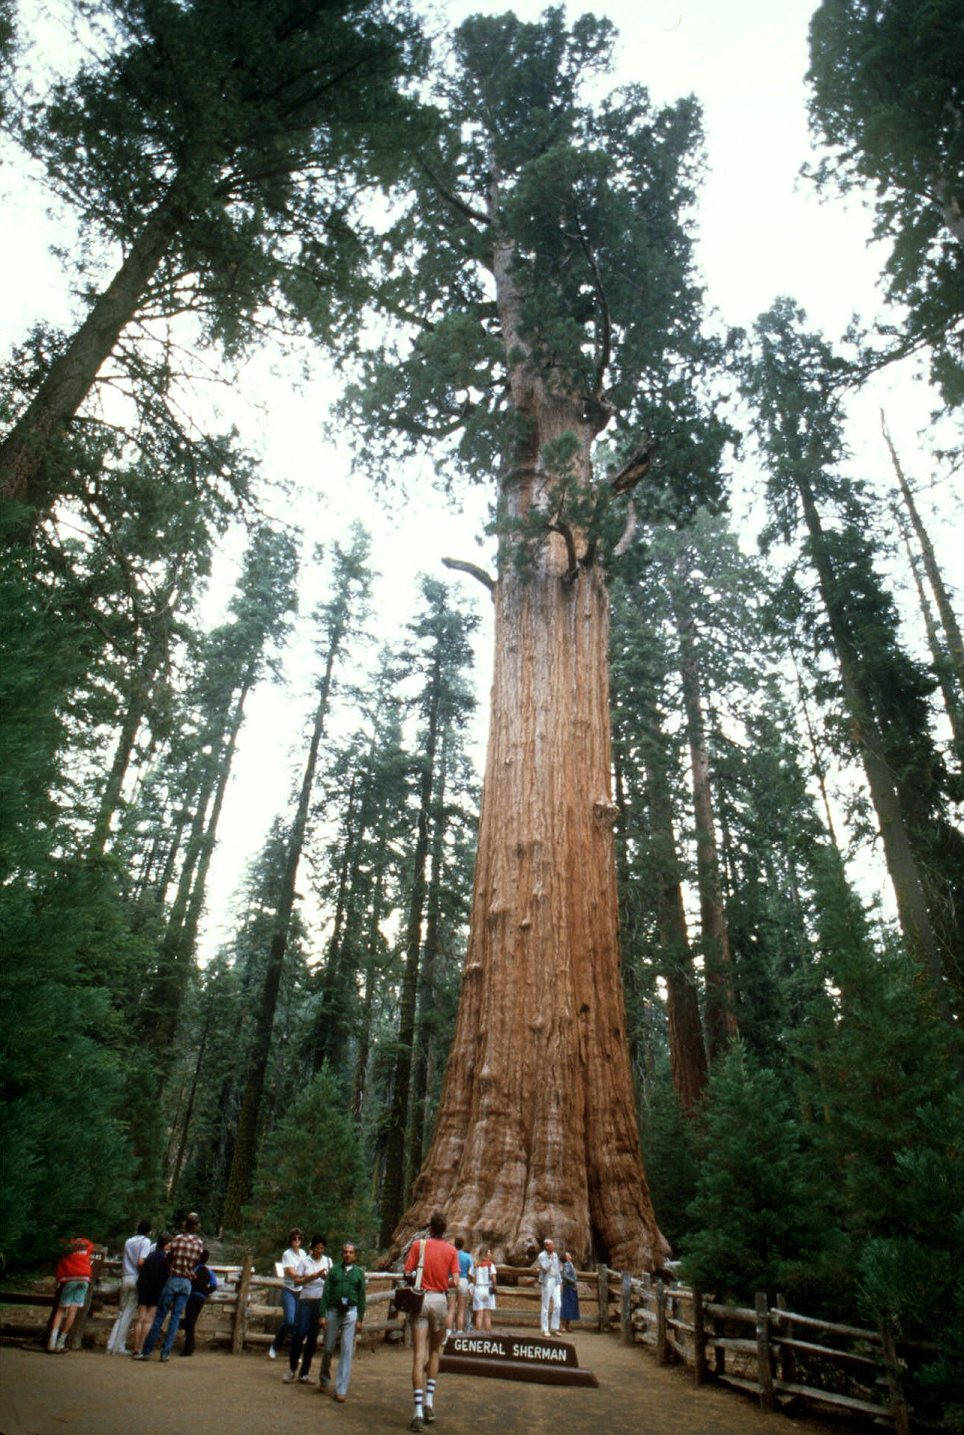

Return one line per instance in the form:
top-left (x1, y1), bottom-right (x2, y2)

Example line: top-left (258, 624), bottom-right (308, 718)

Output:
top-left (440, 1332), bottom-right (598, 1387)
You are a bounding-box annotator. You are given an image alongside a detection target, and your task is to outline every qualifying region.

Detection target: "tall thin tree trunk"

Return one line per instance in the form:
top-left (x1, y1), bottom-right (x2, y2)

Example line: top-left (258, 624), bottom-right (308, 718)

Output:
top-left (222, 630), bottom-right (341, 1229)
top-left (797, 473), bottom-right (954, 1026)
top-left (671, 571), bottom-right (738, 1060)
top-left (379, 650), bottom-right (442, 1245)
top-left (409, 737), bottom-right (450, 1180)
top-left (893, 504), bottom-right (964, 763)
top-left (351, 851), bottom-right (387, 1124)
top-left (882, 414), bottom-right (964, 701)
top-left (0, 188), bottom-right (182, 511)
top-left (640, 716), bottom-right (709, 1113)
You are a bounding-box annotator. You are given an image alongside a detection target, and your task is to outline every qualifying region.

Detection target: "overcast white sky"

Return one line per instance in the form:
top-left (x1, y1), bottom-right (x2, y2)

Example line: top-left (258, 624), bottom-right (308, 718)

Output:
top-left (2, 0), bottom-right (960, 957)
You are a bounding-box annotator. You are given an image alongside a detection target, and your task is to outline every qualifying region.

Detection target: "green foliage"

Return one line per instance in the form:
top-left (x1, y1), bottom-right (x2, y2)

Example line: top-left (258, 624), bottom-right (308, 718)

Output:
top-left (243, 1070), bottom-right (373, 1259)
top-left (806, 0), bottom-right (964, 402)
top-left (637, 1072), bottom-right (700, 1252)
top-left (680, 1043), bottom-right (826, 1298)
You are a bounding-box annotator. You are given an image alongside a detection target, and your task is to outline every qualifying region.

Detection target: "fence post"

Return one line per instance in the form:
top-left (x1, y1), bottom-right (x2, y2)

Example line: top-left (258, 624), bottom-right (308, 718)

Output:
top-left (879, 1321), bottom-right (911, 1435)
top-left (620, 1271), bottom-right (633, 1346)
top-left (775, 1293), bottom-right (795, 1386)
top-left (692, 1287), bottom-right (706, 1385)
top-left (596, 1264), bottom-right (609, 1332)
top-left (755, 1291), bottom-right (774, 1411)
top-left (655, 1281), bottom-right (669, 1365)
top-left (231, 1249), bottom-right (252, 1355)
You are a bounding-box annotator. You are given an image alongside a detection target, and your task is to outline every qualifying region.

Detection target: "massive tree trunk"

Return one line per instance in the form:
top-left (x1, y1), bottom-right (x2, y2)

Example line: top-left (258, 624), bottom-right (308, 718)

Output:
top-left (396, 528), bottom-right (666, 1268)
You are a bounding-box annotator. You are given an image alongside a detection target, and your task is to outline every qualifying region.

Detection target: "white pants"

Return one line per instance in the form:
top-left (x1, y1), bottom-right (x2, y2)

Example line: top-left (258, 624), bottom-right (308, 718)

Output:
top-left (323, 1308), bottom-right (357, 1398)
top-left (107, 1279), bottom-right (139, 1353)
top-left (540, 1278), bottom-right (561, 1334)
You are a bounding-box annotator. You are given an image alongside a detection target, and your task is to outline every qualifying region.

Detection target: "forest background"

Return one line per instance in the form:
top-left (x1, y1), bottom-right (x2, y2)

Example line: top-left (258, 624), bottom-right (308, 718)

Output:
top-left (0, 0), bottom-right (961, 1426)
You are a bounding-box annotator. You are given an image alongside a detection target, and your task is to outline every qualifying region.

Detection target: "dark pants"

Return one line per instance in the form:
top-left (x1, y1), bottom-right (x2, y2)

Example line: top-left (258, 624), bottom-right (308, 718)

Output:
top-left (180, 1294), bottom-right (207, 1356)
top-left (289, 1298), bottom-right (322, 1376)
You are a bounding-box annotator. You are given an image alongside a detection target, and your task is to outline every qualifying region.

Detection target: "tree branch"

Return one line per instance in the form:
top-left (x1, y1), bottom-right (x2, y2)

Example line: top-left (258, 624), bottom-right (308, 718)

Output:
top-left (548, 521), bottom-right (580, 585)
top-left (442, 556), bottom-right (496, 595)
top-left (418, 161), bottom-right (490, 228)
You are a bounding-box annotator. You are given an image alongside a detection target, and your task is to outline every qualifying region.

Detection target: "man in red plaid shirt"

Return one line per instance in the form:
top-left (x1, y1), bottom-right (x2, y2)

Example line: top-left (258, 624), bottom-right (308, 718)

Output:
top-left (136, 1214), bottom-right (205, 1361)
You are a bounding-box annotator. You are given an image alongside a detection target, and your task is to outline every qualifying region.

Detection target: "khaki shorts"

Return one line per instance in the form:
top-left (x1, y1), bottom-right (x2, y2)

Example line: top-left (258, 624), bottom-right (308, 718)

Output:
top-left (410, 1290), bottom-right (449, 1334)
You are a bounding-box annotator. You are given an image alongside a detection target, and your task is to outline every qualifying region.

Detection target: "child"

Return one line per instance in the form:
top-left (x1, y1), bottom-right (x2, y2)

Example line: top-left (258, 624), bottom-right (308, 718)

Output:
top-left (48, 1237), bottom-right (97, 1352)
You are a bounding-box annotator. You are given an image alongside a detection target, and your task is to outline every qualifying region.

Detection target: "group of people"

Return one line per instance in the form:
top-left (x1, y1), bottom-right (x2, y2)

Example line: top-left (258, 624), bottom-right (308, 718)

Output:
top-left (46, 1208), bottom-right (582, 1431)
top-left (267, 1228), bottom-right (365, 1401)
top-left (50, 1214), bottom-right (217, 1359)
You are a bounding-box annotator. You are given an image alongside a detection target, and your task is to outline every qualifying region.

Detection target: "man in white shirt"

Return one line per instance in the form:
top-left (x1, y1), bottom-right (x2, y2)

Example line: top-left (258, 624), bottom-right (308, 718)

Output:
top-left (107, 1220), bottom-right (152, 1354)
top-left (536, 1238), bottom-right (562, 1337)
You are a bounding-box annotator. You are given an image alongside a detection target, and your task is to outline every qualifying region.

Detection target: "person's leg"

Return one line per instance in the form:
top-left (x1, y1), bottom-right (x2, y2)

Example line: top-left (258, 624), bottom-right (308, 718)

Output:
top-left (180, 1295), bottom-right (201, 1356)
top-left (273, 1286), bottom-right (298, 1356)
top-left (286, 1300), bottom-right (308, 1380)
top-left (550, 1280), bottom-right (561, 1333)
top-left (334, 1312), bottom-right (356, 1398)
top-left (540, 1281), bottom-right (550, 1335)
top-left (424, 1323), bottom-right (447, 1423)
top-left (299, 1303), bottom-right (321, 1379)
top-left (141, 1281), bottom-right (175, 1356)
top-left (132, 1304), bottom-right (154, 1354)
top-left (107, 1281), bottom-right (138, 1353)
top-left (160, 1280), bottom-right (191, 1358)
top-left (322, 1310), bottom-right (340, 1388)
top-left (410, 1317), bottom-right (429, 1428)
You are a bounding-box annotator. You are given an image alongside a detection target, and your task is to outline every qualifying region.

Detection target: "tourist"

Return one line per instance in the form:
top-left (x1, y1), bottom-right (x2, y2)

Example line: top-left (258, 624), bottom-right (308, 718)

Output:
top-left (404, 1210), bottom-right (458, 1431)
top-left (472, 1247), bottom-right (497, 1332)
top-left (47, 1235), bottom-right (98, 1352)
top-left (560, 1251), bottom-right (580, 1332)
top-left (284, 1235), bottom-right (330, 1384)
top-left (268, 1227), bottom-right (304, 1360)
top-left (136, 1212), bottom-right (204, 1361)
top-left (452, 1237), bottom-right (473, 1332)
top-left (106, 1220), bottom-right (152, 1354)
top-left (536, 1237), bottom-right (562, 1337)
top-left (132, 1233), bottom-right (170, 1356)
top-left (320, 1240), bottom-right (366, 1402)
top-left (180, 1248), bottom-right (218, 1356)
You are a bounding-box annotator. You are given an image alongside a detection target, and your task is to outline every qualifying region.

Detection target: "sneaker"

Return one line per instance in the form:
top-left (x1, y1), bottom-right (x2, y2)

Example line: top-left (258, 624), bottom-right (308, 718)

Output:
top-left (409, 1419), bottom-right (424, 1433)
top-left (268, 1344), bottom-right (277, 1360)
top-left (334, 1394), bottom-right (347, 1402)
top-left (424, 1409), bottom-right (436, 1424)
top-left (282, 1370), bottom-right (296, 1383)
top-left (298, 1375), bottom-right (312, 1383)
top-left (132, 1353), bottom-right (148, 1361)
top-left (160, 1354), bottom-right (170, 1362)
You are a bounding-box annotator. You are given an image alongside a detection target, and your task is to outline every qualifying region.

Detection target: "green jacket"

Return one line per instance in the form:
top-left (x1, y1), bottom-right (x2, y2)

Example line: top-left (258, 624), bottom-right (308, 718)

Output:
top-left (322, 1262), bottom-right (366, 1319)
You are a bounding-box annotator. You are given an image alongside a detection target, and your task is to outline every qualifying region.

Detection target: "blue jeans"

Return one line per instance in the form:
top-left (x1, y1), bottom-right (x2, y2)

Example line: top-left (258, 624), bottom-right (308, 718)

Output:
top-left (273, 1287), bottom-right (298, 1352)
top-left (142, 1276), bottom-right (192, 1357)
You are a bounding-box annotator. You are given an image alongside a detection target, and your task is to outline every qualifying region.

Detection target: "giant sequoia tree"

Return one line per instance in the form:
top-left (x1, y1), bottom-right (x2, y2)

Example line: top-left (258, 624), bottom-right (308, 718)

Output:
top-left (345, 11), bottom-right (707, 1268)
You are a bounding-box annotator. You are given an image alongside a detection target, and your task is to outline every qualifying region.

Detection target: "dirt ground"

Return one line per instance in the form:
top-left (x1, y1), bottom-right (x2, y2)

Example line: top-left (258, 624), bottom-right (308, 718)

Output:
top-left (0, 1330), bottom-right (860, 1435)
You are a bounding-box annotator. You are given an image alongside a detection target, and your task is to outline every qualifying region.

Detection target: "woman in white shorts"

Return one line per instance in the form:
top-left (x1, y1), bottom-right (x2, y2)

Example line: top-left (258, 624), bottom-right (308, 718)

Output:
top-left (472, 1248), bottom-right (497, 1332)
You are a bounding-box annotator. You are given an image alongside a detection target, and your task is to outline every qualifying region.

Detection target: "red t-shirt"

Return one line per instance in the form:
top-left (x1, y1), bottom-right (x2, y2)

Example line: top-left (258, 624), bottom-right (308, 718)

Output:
top-left (404, 1237), bottom-right (459, 1294)
top-left (56, 1238), bottom-right (95, 1283)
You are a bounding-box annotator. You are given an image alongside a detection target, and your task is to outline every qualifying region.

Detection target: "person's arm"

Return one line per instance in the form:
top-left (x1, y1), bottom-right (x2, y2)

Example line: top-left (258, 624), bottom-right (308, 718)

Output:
top-left (356, 1268), bottom-right (365, 1323)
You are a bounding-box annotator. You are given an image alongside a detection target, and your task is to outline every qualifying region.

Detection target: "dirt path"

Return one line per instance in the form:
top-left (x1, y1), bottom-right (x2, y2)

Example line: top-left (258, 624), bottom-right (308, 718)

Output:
top-left (0, 1331), bottom-right (851, 1435)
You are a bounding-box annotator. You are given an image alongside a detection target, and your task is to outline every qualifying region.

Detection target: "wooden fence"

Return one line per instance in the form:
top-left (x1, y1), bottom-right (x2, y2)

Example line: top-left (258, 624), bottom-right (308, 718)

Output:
top-left (603, 1269), bottom-right (920, 1435)
top-left (0, 1258), bottom-right (608, 1352)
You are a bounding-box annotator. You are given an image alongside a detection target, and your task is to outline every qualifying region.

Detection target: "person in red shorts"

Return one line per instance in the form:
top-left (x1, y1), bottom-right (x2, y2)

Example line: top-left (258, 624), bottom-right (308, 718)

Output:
top-left (403, 1211), bottom-right (458, 1431)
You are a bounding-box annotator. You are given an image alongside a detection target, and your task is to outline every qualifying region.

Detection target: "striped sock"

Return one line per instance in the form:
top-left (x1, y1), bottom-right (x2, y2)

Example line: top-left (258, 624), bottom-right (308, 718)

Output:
top-left (413, 1388), bottom-right (424, 1416)
top-left (425, 1379), bottom-right (436, 1410)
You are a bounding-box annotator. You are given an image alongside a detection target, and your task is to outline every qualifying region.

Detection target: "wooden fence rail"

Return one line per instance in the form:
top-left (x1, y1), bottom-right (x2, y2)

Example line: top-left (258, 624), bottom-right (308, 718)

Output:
top-left (603, 1268), bottom-right (916, 1435)
top-left (1, 1258), bottom-right (606, 1352)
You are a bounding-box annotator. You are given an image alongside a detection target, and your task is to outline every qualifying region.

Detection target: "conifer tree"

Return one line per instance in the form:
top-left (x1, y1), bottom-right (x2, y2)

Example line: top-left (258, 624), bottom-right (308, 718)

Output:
top-left (345, 7), bottom-right (706, 1268)
top-left (1, 0), bottom-right (427, 515)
